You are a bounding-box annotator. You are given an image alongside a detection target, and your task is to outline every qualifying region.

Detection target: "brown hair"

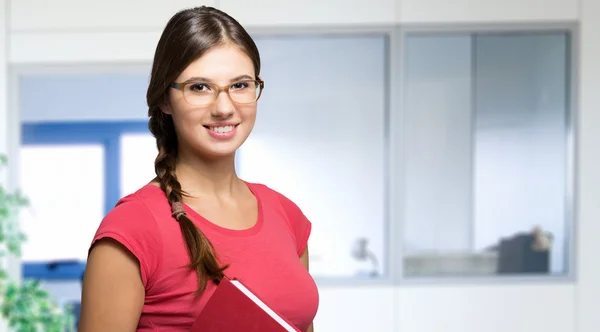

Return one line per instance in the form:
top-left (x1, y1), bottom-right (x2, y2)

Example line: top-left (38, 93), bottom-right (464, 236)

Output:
top-left (146, 6), bottom-right (261, 294)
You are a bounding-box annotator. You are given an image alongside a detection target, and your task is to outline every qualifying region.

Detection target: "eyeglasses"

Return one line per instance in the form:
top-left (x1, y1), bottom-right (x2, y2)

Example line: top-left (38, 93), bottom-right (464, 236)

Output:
top-left (170, 79), bottom-right (264, 106)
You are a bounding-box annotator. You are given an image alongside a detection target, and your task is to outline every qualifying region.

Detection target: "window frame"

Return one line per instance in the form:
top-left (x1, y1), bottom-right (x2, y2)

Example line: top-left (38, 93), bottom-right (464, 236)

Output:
top-left (13, 22), bottom-right (578, 286)
top-left (393, 24), bottom-right (579, 284)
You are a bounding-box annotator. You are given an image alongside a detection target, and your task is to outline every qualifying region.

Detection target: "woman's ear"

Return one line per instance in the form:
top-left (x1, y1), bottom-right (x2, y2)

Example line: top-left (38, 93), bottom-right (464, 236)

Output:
top-left (159, 103), bottom-right (172, 115)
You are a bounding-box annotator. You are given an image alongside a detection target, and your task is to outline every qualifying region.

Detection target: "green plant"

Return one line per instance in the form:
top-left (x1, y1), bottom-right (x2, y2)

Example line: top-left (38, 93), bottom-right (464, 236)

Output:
top-left (0, 154), bottom-right (75, 332)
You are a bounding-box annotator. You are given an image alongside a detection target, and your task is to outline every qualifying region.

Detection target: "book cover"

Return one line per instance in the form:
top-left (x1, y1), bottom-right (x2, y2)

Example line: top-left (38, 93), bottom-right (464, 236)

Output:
top-left (189, 277), bottom-right (300, 332)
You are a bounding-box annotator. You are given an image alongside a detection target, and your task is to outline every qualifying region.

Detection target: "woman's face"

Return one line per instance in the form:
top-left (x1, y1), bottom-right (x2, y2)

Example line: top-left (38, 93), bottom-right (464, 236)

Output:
top-left (163, 43), bottom-right (258, 161)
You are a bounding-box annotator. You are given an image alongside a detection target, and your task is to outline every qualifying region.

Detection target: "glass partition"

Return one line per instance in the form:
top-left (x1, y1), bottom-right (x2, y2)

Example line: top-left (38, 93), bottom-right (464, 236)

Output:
top-left (401, 32), bottom-right (572, 278)
top-left (238, 35), bottom-right (389, 279)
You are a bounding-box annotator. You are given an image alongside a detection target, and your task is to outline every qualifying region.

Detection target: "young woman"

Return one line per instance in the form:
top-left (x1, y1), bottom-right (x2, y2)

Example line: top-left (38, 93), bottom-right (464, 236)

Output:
top-left (79, 6), bottom-right (319, 332)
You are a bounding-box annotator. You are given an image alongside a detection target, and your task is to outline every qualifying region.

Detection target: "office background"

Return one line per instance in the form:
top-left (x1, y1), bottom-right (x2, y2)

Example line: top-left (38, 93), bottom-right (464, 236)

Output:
top-left (0, 0), bottom-right (599, 331)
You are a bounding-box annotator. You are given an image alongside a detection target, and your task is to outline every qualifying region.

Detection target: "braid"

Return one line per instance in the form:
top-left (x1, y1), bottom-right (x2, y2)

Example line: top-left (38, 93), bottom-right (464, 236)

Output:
top-left (150, 109), bottom-right (228, 294)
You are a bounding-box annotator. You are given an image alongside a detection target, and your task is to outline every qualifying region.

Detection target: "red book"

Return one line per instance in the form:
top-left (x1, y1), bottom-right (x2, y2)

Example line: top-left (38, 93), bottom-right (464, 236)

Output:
top-left (189, 277), bottom-right (301, 332)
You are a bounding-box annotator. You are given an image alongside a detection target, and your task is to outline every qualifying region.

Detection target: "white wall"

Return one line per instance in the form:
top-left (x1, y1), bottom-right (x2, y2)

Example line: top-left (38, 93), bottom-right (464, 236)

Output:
top-left (576, 0), bottom-right (600, 330)
top-left (398, 0), bottom-right (578, 23)
top-left (3, 1), bottom-right (599, 332)
top-left (0, 1), bottom-right (7, 156)
top-left (0, 0), bottom-right (20, 281)
top-left (1, 1), bottom-right (22, 331)
top-left (9, 1), bottom-right (218, 64)
top-left (219, 0), bottom-right (396, 26)
top-left (0, 3), bottom-right (7, 331)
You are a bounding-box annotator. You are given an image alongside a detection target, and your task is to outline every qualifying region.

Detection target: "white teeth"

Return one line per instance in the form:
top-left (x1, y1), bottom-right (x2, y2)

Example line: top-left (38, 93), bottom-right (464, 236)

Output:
top-left (210, 125), bottom-right (234, 133)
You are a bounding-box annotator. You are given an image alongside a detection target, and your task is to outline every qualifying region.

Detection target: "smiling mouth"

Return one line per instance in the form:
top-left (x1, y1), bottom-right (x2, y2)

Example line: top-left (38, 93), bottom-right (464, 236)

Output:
top-left (203, 124), bottom-right (239, 134)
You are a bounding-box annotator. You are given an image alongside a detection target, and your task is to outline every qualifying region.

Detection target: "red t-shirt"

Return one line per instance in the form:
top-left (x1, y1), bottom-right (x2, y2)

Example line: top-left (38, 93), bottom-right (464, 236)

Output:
top-left (90, 182), bottom-right (319, 332)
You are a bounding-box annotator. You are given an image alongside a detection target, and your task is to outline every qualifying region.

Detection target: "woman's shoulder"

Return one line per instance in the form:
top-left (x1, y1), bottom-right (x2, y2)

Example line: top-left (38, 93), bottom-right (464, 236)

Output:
top-left (96, 183), bottom-right (171, 241)
top-left (244, 181), bottom-right (311, 256)
top-left (91, 184), bottom-right (168, 289)
top-left (247, 182), bottom-right (306, 218)
top-left (108, 184), bottom-right (166, 219)
top-left (244, 181), bottom-right (296, 207)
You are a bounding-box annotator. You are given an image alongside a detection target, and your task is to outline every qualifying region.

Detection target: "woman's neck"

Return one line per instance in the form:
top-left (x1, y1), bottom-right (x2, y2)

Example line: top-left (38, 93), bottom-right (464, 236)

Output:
top-left (175, 151), bottom-right (242, 199)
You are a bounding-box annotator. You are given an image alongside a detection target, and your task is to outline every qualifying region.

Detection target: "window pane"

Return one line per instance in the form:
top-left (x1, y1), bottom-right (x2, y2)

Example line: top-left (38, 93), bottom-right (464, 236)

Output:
top-left (402, 35), bottom-right (474, 255)
top-left (473, 33), bottom-right (569, 275)
top-left (19, 145), bottom-right (105, 262)
top-left (120, 133), bottom-right (157, 197)
top-left (239, 35), bottom-right (388, 279)
top-left (402, 32), bottom-right (571, 277)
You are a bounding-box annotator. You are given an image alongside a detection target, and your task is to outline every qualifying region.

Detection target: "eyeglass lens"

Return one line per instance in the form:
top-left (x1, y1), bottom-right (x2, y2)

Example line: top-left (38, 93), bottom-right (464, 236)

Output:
top-left (183, 80), bottom-right (260, 105)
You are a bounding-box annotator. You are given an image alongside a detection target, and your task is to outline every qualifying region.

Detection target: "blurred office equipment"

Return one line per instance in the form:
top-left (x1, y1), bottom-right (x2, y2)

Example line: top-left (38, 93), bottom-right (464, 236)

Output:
top-left (351, 237), bottom-right (380, 277)
top-left (404, 227), bottom-right (553, 277)
top-left (494, 227), bottom-right (553, 274)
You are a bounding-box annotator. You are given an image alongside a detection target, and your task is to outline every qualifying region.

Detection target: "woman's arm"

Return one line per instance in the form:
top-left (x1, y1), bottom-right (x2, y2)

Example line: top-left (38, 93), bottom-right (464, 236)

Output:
top-left (300, 248), bottom-right (314, 332)
top-left (79, 238), bottom-right (145, 332)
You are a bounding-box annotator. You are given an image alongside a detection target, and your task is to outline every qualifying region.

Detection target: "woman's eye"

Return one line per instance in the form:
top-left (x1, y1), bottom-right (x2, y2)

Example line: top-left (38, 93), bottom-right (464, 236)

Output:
top-left (231, 82), bottom-right (249, 90)
top-left (189, 83), bottom-right (211, 92)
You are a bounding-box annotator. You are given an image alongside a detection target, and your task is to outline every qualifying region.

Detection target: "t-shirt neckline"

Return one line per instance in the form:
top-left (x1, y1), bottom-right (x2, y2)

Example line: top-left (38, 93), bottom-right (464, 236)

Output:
top-left (142, 181), bottom-right (264, 237)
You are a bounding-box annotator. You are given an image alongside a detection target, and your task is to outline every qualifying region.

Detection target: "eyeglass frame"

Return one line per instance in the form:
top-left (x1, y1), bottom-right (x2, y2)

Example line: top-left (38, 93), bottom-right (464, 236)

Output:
top-left (169, 79), bottom-right (265, 106)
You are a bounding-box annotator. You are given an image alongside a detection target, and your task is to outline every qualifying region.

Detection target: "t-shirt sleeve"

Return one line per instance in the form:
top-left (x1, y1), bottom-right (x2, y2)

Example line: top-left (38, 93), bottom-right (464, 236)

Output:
top-left (277, 192), bottom-right (312, 257)
top-left (89, 196), bottom-right (162, 289)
